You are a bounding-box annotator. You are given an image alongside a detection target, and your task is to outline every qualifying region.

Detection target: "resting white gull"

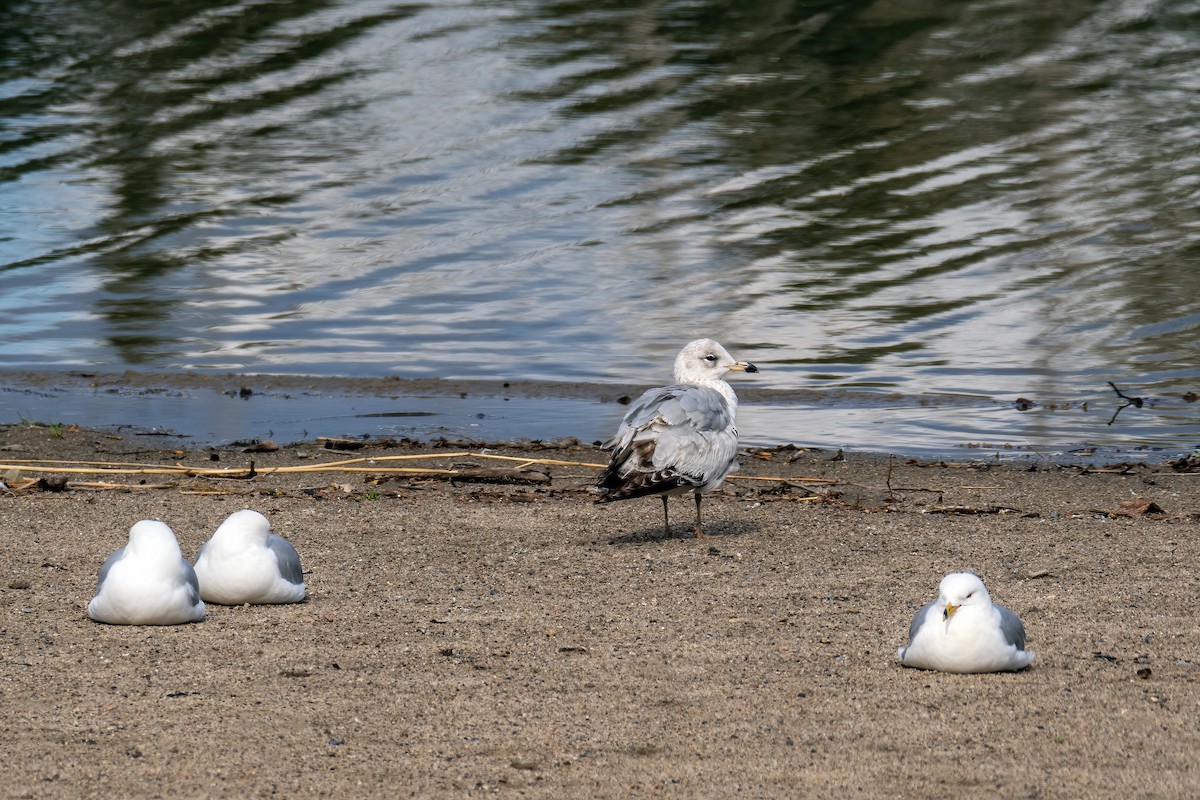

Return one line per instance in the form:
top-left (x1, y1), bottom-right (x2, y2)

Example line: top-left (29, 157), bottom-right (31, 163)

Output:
top-left (594, 338), bottom-right (758, 538)
top-left (87, 520), bottom-right (206, 625)
top-left (193, 509), bottom-right (306, 605)
top-left (898, 572), bottom-right (1034, 673)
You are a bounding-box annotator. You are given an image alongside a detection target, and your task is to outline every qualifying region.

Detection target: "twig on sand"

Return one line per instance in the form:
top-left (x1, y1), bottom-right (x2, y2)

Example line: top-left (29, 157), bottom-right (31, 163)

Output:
top-left (0, 451), bottom-right (825, 488)
top-left (73, 482), bottom-right (180, 491)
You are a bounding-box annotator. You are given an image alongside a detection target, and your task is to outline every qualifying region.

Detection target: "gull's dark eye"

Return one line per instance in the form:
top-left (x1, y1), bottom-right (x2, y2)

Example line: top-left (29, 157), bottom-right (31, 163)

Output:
top-left (704, 354), bottom-right (717, 362)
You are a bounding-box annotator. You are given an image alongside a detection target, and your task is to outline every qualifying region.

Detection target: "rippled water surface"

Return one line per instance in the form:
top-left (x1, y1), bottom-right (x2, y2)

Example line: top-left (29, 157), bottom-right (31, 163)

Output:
top-left (3, 0), bottom-right (1200, 454)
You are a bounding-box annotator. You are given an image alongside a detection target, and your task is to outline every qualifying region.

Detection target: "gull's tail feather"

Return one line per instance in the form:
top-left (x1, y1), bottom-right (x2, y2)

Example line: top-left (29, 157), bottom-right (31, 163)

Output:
top-left (594, 466), bottom-right (694, 504)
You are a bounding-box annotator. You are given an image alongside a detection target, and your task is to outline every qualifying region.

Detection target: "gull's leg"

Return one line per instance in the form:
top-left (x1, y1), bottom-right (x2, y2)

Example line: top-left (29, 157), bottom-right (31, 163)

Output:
top-left (693, 492), bottom-right (703, 538)
top-left (661, 496), bottom-right (670, 537)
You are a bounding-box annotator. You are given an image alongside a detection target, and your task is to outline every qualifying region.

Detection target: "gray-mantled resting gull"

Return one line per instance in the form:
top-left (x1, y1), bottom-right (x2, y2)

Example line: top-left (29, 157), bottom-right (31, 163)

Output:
top-left (898, 572), bottom-right (1034, 673)
top-left (87, 520), bottom-right (206, 625)
top-left (594, 338), bottom-right (758, 538)
top-left (193, 509), bottom-right (306, 605)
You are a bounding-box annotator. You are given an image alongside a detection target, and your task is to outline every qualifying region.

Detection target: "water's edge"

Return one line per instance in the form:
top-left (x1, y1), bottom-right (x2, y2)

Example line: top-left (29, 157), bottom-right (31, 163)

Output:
top-left (1, 370), bottom-right (1190, 465)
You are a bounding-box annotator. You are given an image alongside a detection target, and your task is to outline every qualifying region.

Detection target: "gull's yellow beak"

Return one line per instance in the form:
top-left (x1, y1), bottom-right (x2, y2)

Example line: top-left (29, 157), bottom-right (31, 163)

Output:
top-left (943, 602), bottom-right (958, 621)
top-left (728, 361), bottom-right (759, 374)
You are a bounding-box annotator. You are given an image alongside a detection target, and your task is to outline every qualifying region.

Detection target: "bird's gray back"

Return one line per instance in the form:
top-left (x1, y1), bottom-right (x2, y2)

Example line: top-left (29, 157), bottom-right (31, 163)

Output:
top-left (95, 548), bottom-right (125, 592)
top-left (180, 558), bottom-right (202, 606)
top-left (611, 384), bottom-right (733, 439)
top-left (613, 385), bottom-right (735, 472)
top-left (267, 534), bottom-right (304, 585)
top-left (997, 604), bottom-right (1026, 650)
top-left (908, 599), bottom-right (938, 643)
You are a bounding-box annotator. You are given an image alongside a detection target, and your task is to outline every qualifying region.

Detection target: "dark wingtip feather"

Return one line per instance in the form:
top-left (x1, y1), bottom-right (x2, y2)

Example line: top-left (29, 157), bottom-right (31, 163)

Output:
top-left (594, 470), bottom-right (694, 504)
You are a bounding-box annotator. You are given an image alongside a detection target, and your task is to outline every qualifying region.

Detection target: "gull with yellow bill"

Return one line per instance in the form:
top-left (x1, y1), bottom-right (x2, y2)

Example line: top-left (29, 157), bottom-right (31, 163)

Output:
top-left (898, 572), bottom-right (1034, 673)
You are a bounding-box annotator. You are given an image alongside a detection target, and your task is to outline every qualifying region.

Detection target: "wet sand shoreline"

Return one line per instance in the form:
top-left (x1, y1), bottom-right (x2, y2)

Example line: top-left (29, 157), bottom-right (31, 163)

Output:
top-left (3, 368), bottom-right (1193, 466)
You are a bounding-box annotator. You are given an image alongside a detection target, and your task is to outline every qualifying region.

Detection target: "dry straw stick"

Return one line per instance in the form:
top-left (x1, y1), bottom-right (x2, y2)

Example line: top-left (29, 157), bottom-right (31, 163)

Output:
top-left (0, 451), bottom-right (831, 483)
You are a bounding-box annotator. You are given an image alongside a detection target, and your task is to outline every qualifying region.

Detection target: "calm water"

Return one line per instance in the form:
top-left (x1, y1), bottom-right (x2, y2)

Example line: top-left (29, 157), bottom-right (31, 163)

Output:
top-left (3, 0), bottom-right (1200, 455)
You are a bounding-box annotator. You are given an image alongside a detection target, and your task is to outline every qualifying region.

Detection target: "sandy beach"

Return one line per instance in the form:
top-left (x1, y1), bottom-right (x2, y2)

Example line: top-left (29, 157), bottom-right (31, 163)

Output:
top-left (2, 422), bottom-right (1199, 798)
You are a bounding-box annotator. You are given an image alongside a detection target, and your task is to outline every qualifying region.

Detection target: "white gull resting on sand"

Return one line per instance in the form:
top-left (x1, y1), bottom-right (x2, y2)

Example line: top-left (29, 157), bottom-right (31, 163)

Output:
top-left (898, 572), bottom-right (1034, 673)
top-left (193, 509), bottom-right (306, 605)
top-left (594, 338), bottom-right (758, 538)
top-left (87, 520), bottom-right (206, 625)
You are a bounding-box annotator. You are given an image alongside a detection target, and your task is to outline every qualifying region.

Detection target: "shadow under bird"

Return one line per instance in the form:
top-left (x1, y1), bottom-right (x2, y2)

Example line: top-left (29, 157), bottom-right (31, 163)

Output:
top-left (898, 572), bottom-right (1034, 673)
top-left (193, 509), bottom-right (306, 605)
top-left (87, 520), bottom-right (206, 625)
top-left (594, 338), bottom-right (758, 538)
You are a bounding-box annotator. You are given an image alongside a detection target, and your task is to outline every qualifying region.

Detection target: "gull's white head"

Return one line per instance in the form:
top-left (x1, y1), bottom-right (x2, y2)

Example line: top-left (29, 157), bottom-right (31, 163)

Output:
top-left (215, 509), bottom-right (272, 545)
top-left (938, 572), bottom-right (992, 621)
top-left (672, 339), bottom-right (758, 385)
top-left (125, 520), bottom-right (183, 563)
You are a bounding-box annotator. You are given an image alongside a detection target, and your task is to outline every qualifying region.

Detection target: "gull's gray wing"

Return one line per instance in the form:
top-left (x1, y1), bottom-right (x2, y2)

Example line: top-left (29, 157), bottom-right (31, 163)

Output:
top-left (604, 385), bottom-right (736, 451)
top-left (997, 604), bottom-right (1027, 650)
top-left (597, 384), bottom-right (737, 500)
top-left (95, 547), bottom-right (125, 593)
top-left (267, 534), bottom-right (304, 585)
top-left (908, 599), bottom-right (938, 644)
top-left (180, 559), bottom-right (202, 607)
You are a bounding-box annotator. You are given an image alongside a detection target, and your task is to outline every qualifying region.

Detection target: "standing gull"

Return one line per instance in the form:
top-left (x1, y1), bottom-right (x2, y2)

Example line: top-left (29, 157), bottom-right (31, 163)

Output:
top-left (87, 520), bottom-right (206, 625)
top-left (898, 572), bottom-right (1034, 673)
top-left (595, 338), bottom-right (758, 538)
top-left (193, 509), bottom-right (306, 605)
